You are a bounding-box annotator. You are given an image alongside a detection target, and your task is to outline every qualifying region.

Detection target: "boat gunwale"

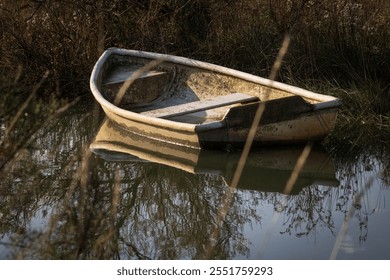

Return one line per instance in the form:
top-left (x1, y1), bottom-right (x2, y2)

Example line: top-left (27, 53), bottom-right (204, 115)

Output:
top-left (90, 48), bottom-right (341, 132)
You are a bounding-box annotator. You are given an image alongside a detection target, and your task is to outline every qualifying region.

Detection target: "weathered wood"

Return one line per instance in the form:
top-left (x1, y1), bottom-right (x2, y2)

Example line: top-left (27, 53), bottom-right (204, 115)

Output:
top-left (141, 93), bottom-right (259, 118)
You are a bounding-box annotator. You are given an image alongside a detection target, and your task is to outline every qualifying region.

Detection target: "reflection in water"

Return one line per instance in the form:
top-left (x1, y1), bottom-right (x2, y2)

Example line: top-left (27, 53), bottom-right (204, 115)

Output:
top-left (90, 119), bottom-right (339, 194)
top-left (0, 101), bottom-right (389, 259)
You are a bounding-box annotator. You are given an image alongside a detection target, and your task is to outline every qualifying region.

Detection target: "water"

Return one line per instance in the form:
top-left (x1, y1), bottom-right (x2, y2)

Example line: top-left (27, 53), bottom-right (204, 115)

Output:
top-left (0, 99), bottom-right (389, 259)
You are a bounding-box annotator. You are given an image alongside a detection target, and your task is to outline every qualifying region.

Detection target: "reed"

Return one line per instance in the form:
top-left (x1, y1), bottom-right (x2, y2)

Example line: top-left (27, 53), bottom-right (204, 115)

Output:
top-left (1, 0), bottom-right (389, 141)
top-left (1, 1), bottom-right (389, 91)
top-left (322, 80), bottom-right (390, 152)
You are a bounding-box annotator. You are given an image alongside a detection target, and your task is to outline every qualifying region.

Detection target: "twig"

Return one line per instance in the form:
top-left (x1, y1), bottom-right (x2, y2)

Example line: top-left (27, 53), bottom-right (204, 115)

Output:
top-left (114, 60), bottom-right (163, 106)
top-left (230, 34), bottom-right (291, 191)
top-left (330, 174), bottom-right (376, 260)
top-left (203, 34), bottom-right (291, 259)
top-left (257, 141), bottom-right (313, 258)
top-left (1, 70), bottom-right (49, 146)
top-left (283, 142), bottom-right (313, 195)
top-left (0, 97), bottom-right (80, 170)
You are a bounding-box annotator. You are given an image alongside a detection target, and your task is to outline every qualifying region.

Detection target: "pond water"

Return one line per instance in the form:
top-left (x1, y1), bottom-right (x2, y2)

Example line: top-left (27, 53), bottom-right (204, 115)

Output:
top-left (0, 99), bottom-right (389, 259)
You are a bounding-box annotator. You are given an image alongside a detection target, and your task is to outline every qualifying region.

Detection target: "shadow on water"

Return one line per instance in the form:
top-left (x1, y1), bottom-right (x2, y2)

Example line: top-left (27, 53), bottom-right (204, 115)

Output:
top-left (0, 99), bottom-right (389, 259)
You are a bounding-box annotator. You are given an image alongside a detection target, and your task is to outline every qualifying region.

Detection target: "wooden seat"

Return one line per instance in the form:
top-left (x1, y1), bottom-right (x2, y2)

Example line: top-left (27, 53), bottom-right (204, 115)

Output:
top-left (103, 67), bottom-right (167, 86)
top-left (141, 93), bottom-right (259, 118)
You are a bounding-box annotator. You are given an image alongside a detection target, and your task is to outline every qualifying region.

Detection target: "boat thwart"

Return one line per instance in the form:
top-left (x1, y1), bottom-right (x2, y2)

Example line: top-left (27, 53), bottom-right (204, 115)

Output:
top-left (90, 48), bottom-right (341, 149)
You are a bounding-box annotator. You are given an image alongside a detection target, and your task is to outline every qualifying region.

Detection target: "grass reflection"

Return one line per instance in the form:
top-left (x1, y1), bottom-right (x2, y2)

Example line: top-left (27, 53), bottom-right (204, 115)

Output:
top-left (0, 99), bottom-right (389, 259)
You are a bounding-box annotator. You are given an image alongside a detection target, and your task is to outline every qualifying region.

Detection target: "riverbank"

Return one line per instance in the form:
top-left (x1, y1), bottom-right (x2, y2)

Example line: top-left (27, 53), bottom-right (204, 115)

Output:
top-left (1, 0), bottom-right (389, 147)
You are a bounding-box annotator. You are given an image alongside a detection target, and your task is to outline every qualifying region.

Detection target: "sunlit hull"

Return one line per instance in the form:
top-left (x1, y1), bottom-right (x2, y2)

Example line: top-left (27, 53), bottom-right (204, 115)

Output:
top-left (90, 48), bottom-right (341, 149)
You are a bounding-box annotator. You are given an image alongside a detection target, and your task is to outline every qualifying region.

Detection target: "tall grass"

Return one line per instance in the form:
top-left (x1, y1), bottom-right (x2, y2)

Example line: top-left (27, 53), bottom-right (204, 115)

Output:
top-left (1, 1), bottom-right (390, 90)
top-left (1, 0), bottom-right (389, 142)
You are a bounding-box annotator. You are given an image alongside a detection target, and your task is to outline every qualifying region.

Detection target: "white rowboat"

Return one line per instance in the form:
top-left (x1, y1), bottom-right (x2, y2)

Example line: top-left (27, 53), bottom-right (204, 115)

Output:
top-left (90, 48), bottom-right (340, 149)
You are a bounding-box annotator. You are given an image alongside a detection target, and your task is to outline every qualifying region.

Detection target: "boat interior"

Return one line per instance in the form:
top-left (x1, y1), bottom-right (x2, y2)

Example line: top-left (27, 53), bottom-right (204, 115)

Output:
top-left (100, 54), bottom-right (315, 125)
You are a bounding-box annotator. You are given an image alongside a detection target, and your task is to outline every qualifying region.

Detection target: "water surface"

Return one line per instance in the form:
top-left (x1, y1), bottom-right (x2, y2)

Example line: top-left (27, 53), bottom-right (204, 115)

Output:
top-left (0, 99), bottom-right (389, 259)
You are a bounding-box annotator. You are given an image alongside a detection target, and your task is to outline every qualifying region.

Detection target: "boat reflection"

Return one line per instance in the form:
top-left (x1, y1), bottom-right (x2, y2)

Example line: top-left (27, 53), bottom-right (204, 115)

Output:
top-left (90, 119), bottom-right (338, 195)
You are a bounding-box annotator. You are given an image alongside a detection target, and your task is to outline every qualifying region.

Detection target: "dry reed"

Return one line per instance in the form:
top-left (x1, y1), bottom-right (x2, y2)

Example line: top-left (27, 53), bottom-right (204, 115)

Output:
top-left (203, 34), bottom-right (293, 259)
top-left (330, 173), bottom-right (377, 259)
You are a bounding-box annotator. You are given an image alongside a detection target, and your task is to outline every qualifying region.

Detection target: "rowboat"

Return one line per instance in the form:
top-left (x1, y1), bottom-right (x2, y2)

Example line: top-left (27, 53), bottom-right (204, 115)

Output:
top-left (90, 48), bottom-right (341, 149)
top-left (90, 119), bottom-right (339, 194)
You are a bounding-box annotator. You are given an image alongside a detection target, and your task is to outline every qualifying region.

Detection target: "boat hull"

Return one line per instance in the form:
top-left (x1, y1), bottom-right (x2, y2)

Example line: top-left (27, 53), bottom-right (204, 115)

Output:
top-left (103, 103), bottom-right (338, 149)
top-left (90, 48), bottom-right (341, 150)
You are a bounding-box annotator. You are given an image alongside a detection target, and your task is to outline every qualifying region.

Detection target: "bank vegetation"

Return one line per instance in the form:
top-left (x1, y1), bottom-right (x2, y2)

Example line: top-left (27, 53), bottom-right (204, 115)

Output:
top-left (1, 0), bottom-right (389, 146)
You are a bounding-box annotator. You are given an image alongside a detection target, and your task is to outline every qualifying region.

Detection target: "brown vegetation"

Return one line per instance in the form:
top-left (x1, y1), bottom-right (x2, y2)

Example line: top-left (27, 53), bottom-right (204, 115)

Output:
top-left (1, 0), bottom-right (389, 140)
top-left (1, 0), bottom-right (390, 91)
